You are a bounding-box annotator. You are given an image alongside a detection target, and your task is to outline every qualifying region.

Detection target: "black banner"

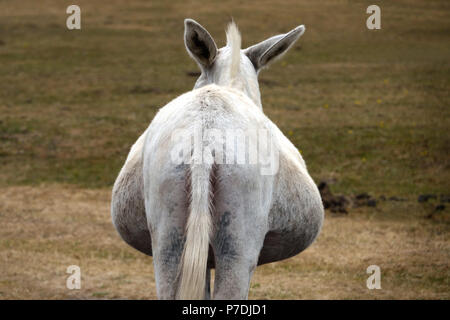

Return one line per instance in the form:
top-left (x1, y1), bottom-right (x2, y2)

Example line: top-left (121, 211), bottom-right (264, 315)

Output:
top-left (0, 300), bottom-right (443, 319)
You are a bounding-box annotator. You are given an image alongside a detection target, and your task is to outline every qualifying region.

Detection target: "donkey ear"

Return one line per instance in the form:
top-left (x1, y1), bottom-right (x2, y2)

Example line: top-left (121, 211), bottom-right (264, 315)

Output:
top-left (244, 25), bottom-right (305, 71)
top-left (184, 19), bottom-right (218, 69)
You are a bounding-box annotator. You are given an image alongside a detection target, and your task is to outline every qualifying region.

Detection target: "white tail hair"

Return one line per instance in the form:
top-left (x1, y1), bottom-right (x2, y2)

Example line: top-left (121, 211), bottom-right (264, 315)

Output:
top-left (226, 21), bottom-right (241, 88)
top-left (177, 162), bottom-right (213, 299)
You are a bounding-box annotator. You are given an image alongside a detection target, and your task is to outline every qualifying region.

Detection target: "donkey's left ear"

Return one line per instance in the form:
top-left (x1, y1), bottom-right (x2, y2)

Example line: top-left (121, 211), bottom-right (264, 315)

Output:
top-left (184, 19), bottom-right (218, 69)
top-left (244, 25), bottom-right (305, 72)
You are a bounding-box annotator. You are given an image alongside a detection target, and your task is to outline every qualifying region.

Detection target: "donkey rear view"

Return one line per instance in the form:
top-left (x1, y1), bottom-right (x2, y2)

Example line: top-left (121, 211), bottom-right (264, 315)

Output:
top-left (111, 19), bottom-right (324, 299)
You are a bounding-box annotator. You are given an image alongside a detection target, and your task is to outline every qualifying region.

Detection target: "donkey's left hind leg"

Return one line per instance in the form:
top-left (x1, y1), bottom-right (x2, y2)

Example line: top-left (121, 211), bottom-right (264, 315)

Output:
top-left (147, 170), bottom-right (190, 299)
top-left (151, 222), bottom-right (185, 299)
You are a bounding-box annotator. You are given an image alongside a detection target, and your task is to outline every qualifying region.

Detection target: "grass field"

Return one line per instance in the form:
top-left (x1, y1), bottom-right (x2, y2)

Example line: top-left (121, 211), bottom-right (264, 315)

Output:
top-left (0, 0), bottom-right (449, 299)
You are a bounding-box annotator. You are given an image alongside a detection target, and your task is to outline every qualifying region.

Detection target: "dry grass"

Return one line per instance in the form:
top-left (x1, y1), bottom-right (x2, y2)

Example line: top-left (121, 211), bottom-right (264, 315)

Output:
top-left (0, 185), bottom-right (447, 299)
top-left (0, 185), bottom-right (157, 299)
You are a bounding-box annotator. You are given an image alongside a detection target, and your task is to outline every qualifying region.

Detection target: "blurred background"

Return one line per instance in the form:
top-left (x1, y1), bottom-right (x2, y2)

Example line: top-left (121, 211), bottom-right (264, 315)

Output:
top-left (0, 0), bottom-right (448, 299)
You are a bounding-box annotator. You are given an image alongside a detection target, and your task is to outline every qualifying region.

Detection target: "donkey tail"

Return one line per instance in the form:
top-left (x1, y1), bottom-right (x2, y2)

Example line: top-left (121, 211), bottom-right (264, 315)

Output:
top-left (177, 162), bottom-right (213, 299)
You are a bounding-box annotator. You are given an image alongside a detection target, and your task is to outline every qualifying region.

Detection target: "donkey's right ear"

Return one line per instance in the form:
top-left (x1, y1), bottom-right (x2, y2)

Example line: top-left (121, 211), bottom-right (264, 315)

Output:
top-left (244, 25), bottom-right (305, 72)
top-left (184, 19), bottom-right (218, 69)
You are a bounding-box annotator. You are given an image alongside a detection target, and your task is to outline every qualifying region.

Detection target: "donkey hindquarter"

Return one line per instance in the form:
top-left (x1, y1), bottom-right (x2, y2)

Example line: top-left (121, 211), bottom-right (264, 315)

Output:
top-left (111, 86), bottom-right (324, 299)
top-left (141, 86), bottom-right (276, 299)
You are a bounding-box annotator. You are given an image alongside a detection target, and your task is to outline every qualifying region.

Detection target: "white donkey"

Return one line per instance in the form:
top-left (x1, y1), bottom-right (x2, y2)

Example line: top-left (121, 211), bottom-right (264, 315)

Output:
top-left (111, 19), bottom-right (324, 300)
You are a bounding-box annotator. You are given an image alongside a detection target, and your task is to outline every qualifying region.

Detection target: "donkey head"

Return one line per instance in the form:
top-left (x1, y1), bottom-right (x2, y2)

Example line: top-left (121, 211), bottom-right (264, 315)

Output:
top-left (184, 19), bottom-right (305, 109)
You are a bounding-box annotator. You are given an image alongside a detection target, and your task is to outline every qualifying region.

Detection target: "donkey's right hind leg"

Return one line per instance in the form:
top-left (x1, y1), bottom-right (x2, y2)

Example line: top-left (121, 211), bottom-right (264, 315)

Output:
top-left (211, 167), bottom-right (269, 300)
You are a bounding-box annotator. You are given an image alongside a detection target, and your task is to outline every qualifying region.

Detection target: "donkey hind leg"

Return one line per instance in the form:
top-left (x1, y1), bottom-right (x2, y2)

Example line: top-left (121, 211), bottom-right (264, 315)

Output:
top-left (154, 236), bottom-right (212, 299)
top-left (212, 210), bottom-right (265, 299)
top-left (151, 223), bottom-right (185, 299)
top-left (150, 216), bottom-right (186, 299)
top-left (211, 169), bottom-right (269, 299)
top-left (148, 166), bottom-right (192, 300)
